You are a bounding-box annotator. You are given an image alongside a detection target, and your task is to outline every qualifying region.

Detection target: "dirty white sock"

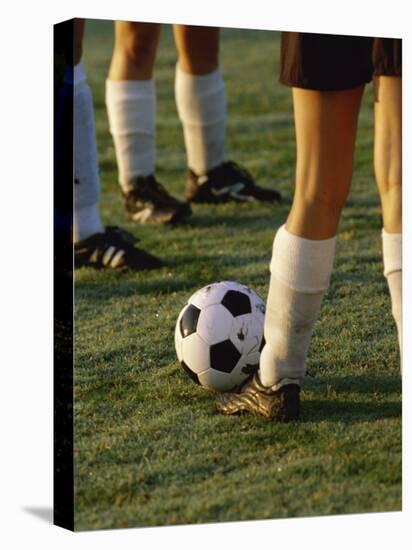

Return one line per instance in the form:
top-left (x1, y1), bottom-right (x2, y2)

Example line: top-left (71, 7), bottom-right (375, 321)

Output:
top-left (259, 225), bottom-right (336, 389)
top-left (175, 64), bottom-right (226, 175)
top-left (106, 79), bottom-right (156, 191)
top-left (73, 60), bottom-right (104, 242)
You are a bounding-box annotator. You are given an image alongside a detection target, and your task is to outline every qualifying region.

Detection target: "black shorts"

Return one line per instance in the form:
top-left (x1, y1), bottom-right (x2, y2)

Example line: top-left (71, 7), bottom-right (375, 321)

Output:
top-left (280, 33), bottom-right (402, 90)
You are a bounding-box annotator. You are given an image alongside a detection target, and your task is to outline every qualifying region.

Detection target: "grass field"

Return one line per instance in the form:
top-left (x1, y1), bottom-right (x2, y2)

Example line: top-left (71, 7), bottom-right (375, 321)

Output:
top-left (74, 20), bottom-right (402, 531)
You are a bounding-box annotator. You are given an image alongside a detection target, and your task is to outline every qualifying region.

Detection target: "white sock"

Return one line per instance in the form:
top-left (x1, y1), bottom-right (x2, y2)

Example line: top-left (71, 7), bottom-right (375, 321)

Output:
top-left (175, 64), bottom-right (226, 175)
top-left (382, 229), bottom-right (402, 366)
top-left (105, 79), bottom-right (156, 191)
top-left (73, 60), bottom-right (104, 243)
top-left (259, 225), bottom-right (336, 389)
top-left (73, 205), bottom-right (103, 242)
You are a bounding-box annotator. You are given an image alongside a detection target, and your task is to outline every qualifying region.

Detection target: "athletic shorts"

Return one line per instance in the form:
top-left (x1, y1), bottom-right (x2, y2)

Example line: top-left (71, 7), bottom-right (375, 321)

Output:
top-left (280, 33), bottom-right (402, 90)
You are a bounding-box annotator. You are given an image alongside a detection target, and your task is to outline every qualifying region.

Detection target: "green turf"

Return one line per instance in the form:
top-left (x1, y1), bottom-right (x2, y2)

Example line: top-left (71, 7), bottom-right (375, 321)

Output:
top-left (74, 20), bottom-right (402, 531)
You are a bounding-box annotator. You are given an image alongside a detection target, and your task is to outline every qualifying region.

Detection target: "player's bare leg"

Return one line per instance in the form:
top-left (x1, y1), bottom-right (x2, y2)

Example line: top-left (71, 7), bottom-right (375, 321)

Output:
top-left (109, 21), bottom-right (160, 80)
top-left (174, 25), bottom-right (281, 204)
top-left (287, 87), bottom-right (364, 239)
top-left (374, 75), bottom-right (402, 364)
top-left (173, 24), bottom-right (219, 75)
top-left (216, 86), bottom-right (364, 419)
top-left (374, 76), bottom-right (401, 234)
top-left (106, 22), bottom-right (191, 224)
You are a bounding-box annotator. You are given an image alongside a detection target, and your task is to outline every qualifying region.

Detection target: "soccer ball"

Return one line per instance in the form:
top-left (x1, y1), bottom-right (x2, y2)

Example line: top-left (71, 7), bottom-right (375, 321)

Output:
top-left (174, 281), bottom-right (265, 392)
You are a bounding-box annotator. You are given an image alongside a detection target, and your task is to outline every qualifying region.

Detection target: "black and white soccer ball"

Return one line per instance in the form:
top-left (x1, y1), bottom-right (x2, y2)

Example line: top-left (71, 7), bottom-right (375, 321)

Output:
top-left (174, 281), bottom-right (266, 392)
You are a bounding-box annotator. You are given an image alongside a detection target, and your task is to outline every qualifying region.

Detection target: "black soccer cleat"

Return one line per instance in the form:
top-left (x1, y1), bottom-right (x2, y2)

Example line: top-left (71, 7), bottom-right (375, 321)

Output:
top-left (123, 175), bottom-right (192, 224)
top-left (215, 372), bottom-right (300, 421)
top-left (185, 161), bottom-right (282, 204)
top-left (74, 226), bottom-right (165, 271)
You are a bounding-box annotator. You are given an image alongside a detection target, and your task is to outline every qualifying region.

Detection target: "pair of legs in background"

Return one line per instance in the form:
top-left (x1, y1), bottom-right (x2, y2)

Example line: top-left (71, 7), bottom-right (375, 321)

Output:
top-left (106, 21), bottom-right (281, 225)
top-left (73, 19), bottom-right (281, 269)
top-left (216, 34), bottom-right (402, 419)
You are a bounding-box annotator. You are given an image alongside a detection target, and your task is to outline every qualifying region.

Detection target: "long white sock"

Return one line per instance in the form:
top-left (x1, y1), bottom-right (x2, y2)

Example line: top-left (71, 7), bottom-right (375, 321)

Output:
top-left (73, 60), bottom-right (104, 243)
top-left (105, 79), bottom-right (156, 191)
top-left (382, 229), bottom-right (402, 365)
top-left (175, 64), bottom-right (226, 175)
top-left (259, 225), bottom-right (336, 389)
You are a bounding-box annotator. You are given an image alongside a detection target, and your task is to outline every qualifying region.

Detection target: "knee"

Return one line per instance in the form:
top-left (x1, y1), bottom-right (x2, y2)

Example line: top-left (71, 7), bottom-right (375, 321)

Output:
top-left (376, 174), bottom-right (402, 197)
top-left (114, 22), bottom-right (160, 66)
top-left (175, 26), bottom-right (219, 74)
top-left (295, 187), bottom-right (348, 217)
top-left (288, 187), bottom-right (348, 238)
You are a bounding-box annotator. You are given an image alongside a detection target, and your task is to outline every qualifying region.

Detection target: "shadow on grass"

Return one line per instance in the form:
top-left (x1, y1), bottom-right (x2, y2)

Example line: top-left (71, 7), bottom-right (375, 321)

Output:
top-left (75, 271), bottom-right (204, 298)
top-left (75, 253), bottom-right (270, 300)
top-left (340, 208), bottom-right (382, 232)
top-left (170, 252), bottom-right (269, 269)
top-left (301, 372), bottom-right (402, 423)
top-left (302, 398), bottom-right (401, 424)
top-left (317, 373), bottom-right (402, 395)
top-left (186, 207), bottom-right (289, 230)
top-left (345, 197), bottom-right (381, 208)
top-left (335, 253), bottom-right (382, 269)
top-left (75, 271), bottom-right (215, 301)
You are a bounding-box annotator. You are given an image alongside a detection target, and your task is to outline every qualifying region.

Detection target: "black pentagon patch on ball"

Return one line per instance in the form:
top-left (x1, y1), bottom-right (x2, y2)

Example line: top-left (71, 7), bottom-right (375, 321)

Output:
top-left (180, 304), bottom-right (201, 338)
top-left (221, 290), bottom-right (251, 317)
top-left (210, 340), bottom-right (241, 373)
top-left (180, 361), bottom-right (200, 385)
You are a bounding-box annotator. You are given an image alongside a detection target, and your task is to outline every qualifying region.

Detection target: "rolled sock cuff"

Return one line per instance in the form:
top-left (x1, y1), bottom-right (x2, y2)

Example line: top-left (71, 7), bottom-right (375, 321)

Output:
top-left (105, 79), bottom-right (156, 135)
top-left (175, 63), bottom-right (223, 94)
top-left (382, 229), bottom-right (402, 277)
top-left (270, 225), bottom-right (336, 293)
top-left (106, 78), bottom-right (155, 98)
top-left (175, 64), bottom-right (226, 126)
